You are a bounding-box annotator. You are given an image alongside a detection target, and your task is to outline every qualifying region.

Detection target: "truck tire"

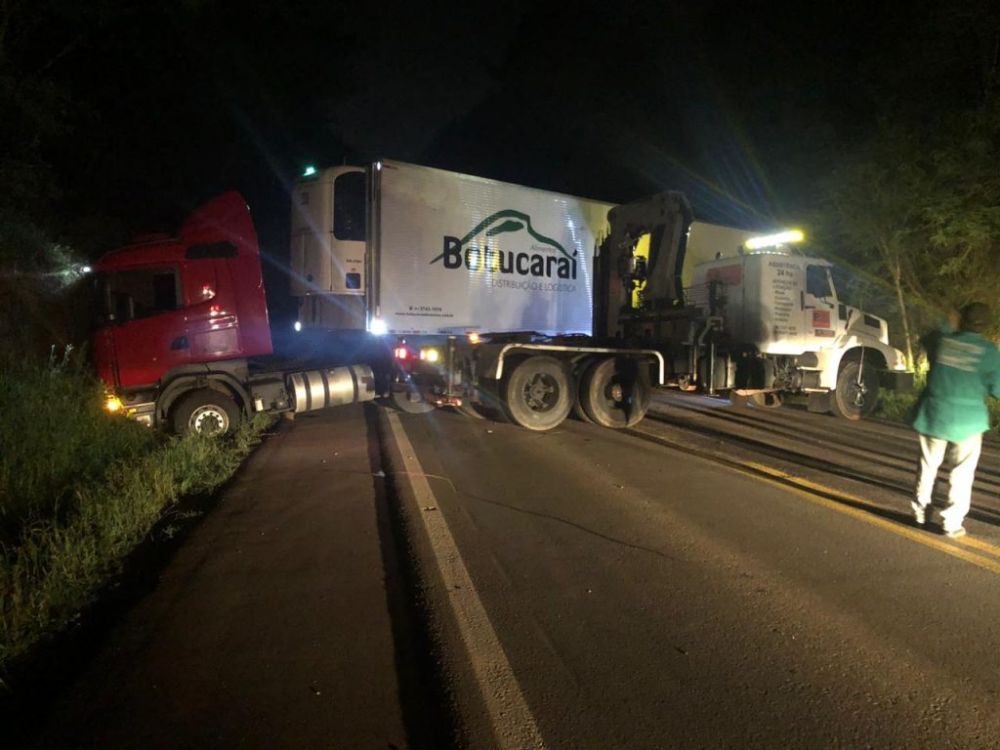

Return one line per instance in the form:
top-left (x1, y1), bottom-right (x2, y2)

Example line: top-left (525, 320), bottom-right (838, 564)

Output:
top-left (502, 356), bottom-right (573, 431)
top-left (830, 360), bottom-right (879, 420)
top-left (171, 388), bottom-right (241, 437)
top-left (571, 361), bottom-right (595, 423)
top-left (572, 394), bottom-right (595, 424)
top-left (580, 357), bottom-right (651, 429)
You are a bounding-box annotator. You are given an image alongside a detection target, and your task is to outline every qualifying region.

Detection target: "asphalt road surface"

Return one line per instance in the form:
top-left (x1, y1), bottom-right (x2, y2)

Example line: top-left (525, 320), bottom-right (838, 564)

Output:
top-left (16, 393), bottom-right (1000, 749)
top-left (384, 392), bottom-right (1000, 748)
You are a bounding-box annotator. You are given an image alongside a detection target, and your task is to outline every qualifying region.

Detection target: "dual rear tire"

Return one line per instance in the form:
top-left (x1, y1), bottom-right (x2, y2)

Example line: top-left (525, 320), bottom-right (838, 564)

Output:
top-left (501, 356), bottom-right (574, 431)
top-left (577, 357), bottom-right (652, 429)
top-left (402, 354), bottom-right (654, 433)
top-left (500, 355), bottom-right (652, 431)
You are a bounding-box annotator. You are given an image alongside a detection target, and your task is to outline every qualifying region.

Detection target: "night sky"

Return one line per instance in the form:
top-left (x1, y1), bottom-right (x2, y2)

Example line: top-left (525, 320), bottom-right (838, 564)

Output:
top-left (10, 0), bottom-right (995, 319)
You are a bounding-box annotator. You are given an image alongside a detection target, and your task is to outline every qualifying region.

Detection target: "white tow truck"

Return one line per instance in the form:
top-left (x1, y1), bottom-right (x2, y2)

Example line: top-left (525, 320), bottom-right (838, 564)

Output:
top-left (599, 194), bottom-right (912, 419)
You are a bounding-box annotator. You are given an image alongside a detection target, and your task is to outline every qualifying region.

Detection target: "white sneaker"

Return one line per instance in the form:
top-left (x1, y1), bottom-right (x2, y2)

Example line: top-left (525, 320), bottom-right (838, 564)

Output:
top-left (913, 506), bottom-right (927, 526)
top-left (944, 527), bottom-right (967, 539)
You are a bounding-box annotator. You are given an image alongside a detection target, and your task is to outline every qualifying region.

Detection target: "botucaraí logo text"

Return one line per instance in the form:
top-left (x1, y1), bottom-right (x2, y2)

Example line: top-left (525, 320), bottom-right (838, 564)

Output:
top-left (429, 210), bottom-right (578, 280)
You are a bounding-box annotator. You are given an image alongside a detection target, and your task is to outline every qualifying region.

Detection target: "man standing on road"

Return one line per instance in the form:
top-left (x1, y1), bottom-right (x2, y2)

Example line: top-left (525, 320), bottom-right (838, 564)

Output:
top-left (912, 302), bottom-right (1000, 538)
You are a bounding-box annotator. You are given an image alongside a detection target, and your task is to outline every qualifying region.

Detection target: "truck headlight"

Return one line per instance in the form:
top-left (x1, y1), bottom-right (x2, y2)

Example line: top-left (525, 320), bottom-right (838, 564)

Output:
top-left (420, 348), bottom-right (441, 363)
top-left (104, 394), bottom-right (124, 413)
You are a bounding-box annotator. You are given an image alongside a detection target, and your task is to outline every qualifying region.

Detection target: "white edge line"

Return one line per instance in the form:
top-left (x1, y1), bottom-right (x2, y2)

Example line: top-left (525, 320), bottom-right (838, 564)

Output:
top-left (385, 411), bottom-right (546, 750)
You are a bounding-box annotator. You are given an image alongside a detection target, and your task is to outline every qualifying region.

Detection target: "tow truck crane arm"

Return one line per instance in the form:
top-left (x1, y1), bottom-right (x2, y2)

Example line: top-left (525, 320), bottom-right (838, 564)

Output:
top-left (594, 191), bottom-right (692, 339)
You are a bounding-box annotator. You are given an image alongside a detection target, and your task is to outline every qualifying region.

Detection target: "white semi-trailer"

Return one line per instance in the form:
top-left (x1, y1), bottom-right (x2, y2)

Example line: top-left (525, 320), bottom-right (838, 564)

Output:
top-left (291, 161), bottom-right (912, 429)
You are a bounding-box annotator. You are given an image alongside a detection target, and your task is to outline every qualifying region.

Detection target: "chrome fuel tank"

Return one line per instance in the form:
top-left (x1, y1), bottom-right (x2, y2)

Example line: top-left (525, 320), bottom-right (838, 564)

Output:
top-left (288, 364), bottom-right (376, 413)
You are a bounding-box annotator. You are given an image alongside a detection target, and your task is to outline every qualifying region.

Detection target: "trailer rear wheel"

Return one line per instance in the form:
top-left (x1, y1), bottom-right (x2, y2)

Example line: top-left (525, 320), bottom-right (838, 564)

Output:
top-left (569, 361), bottom-right (595, 423)
top-left (830, 360), bottom-right (878, 420)
top-left (580, 357), bottom-right (651, 429)
top-left (502, 356), bottom-right (572, 431)
top-left (572, 393), bottom-right (595, 423)
top-left (171, 388), bottom-right (241, 437)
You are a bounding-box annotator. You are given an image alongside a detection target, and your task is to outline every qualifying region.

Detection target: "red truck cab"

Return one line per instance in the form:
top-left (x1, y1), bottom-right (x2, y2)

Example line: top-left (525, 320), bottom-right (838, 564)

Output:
top-left (93, 192), bottom-right (273, 393)
top-left (92, 191), bottom-right (377, 436)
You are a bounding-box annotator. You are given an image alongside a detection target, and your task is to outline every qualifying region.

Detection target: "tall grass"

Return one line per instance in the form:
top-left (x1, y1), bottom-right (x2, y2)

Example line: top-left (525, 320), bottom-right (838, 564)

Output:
top-left (0, 353), bottom-right (269, 671)
top-left (0, 348), bottom-right (156, 544)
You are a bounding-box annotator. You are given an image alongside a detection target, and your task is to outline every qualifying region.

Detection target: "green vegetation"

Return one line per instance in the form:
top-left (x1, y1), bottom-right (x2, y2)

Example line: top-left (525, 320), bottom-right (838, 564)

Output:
top-left (0, 354), bottom-right (269, 672)
top-left (816, 103), bottom-right (1000, 367)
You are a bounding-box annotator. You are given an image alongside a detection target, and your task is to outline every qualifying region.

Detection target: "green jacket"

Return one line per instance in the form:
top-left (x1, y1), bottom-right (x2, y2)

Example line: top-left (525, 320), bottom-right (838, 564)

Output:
top-left (912, 329), bottom-right (1000, 442)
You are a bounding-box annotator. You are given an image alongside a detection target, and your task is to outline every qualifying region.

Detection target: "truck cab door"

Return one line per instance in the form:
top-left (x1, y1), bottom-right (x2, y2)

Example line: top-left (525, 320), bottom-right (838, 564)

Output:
top-left (801, 264), bottom-right (838, 349)
top-left (103, 266), bottom-right (190, 388)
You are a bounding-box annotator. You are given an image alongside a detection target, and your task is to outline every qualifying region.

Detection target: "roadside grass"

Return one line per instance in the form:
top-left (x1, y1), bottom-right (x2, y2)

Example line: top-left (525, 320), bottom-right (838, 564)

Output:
top-left (875, 389), bottom-right (919, 425)
top-left (0, 353), bottom-right (270, 673)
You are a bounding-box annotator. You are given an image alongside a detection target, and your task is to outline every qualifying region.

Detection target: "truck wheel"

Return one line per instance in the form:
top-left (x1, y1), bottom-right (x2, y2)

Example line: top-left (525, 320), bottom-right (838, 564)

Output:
top-left (830, 360), bottom-right (879, 420)
top-left (171, 388), bottom-right (241, 437)
top-left (580, 357), bottom-right (651, 429)
top-left (502, 356), bottom-right (572, 431)
top-left (571, 362), bottom-right (595, 423)
top-left (572, 394), bottom-right (595, 424)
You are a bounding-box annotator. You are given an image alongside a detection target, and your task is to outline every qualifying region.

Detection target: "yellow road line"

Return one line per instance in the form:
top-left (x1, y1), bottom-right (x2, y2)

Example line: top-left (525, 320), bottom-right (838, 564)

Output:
top-left (635, 429), bottom-right (1000, 575)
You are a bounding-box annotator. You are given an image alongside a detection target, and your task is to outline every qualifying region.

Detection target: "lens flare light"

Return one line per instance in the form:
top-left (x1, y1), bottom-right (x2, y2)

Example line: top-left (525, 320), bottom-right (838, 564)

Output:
top-left (745, 229), bottom-right (805, 251)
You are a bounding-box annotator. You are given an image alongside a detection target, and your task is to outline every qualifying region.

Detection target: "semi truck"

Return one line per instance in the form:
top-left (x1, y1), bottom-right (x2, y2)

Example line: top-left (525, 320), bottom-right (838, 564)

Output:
top-left (92, 192), bottom-right (377, 435)
top-left (92, 160), bottom-right (910, 435)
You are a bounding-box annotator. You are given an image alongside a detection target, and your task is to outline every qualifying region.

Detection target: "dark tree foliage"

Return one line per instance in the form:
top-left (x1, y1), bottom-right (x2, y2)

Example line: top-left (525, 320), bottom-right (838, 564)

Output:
top-left (1, 1), bottom-right (356, 355)
top-left (813, 3), bottom-right (1000, 359)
